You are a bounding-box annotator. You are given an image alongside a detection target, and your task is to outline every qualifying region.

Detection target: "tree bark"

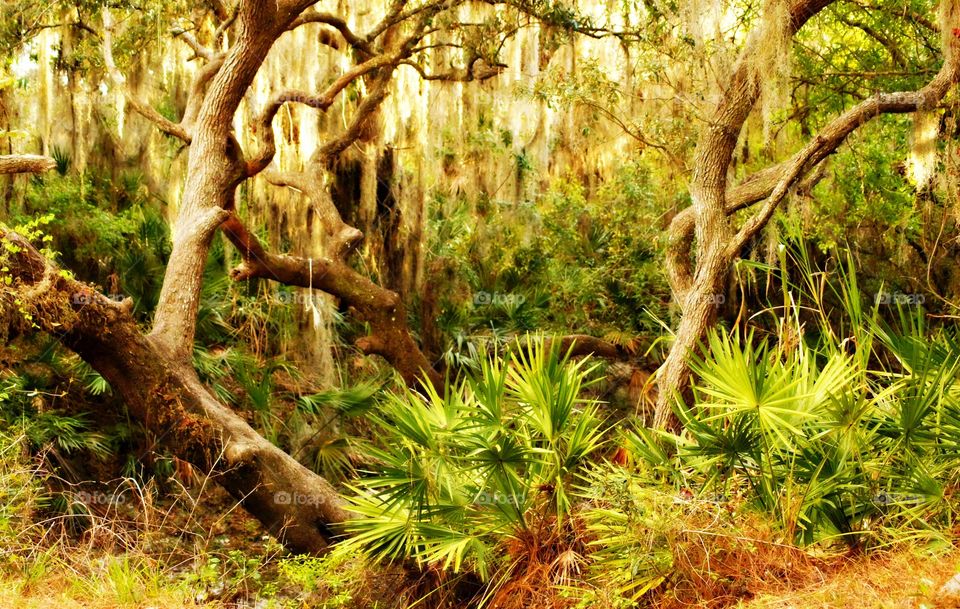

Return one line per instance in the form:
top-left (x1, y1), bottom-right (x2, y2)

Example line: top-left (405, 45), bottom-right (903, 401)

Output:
top-left (221, 213), bottom-right (443, 389)
top-left (0, 155), bottom-right (57, 174)
top-left (149, 1), bottom-right (287, 361)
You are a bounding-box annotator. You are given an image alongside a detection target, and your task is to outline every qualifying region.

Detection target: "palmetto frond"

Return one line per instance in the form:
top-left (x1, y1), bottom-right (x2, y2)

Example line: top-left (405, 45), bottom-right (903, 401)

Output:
top-left (340, 335), bottom-right (606, 594)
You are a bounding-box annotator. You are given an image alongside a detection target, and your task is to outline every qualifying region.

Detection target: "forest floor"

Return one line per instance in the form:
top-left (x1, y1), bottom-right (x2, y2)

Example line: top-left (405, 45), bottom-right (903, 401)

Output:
top-left (740, 549), bottom-right (960, 608)
top-left (1, 482), bottom-right (958, 609)
top-left (4, 546), bottom-right (958, 608)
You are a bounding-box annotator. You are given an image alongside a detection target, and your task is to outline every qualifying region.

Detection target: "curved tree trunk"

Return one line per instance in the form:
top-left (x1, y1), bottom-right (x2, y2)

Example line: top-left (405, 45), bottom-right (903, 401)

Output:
top-left (2, 228), bottom-right (350, 553)
top-left (653, 262), bottom-right (727, 429)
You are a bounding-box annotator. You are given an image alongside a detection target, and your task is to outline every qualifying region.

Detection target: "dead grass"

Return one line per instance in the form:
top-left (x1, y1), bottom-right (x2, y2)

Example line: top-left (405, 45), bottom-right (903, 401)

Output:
top-left (622, 502), bottom-right (960, 609)
top-left (0, 578), bottom-right (218, 609)
top-left (740, 546), bottom-right (960, 609)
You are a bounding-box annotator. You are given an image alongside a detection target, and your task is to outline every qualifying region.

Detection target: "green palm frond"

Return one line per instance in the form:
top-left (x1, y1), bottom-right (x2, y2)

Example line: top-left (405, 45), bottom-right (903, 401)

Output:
top-left (342, 335), bottom-right (607, 589)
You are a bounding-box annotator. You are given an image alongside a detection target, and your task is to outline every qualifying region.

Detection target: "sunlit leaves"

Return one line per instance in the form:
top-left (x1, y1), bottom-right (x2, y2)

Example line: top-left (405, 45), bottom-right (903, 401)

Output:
top-left (690, 330), bottom-right (855, 449)
top-left (340, 336), bottom-right (607, 582)
top-left (649, 298), bottom-right (960, 547)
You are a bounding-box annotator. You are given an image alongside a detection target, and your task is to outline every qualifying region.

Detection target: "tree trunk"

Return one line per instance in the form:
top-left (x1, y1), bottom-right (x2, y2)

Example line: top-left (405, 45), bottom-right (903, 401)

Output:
top-left (2, 230), bottom-right (350, 553)
top-left (654, 247), bottom-right (729, 428)
top-left (650, 0), bottom-right (950, 427)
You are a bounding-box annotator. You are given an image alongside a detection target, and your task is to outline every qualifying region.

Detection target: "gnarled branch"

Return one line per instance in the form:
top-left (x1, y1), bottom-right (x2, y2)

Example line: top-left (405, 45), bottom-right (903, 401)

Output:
top-left (287, 9), bottom-right (370, 53)
top-left (666, 19), bottom-right (960, 304)
top-left (731, 63), bottom-right (960, 252)
top-left (246, 53), bottom-right (397, 176)
top-left (220, 214), bottom-right (442, 389)
top-left (0, 155), bottom-right (56, 175)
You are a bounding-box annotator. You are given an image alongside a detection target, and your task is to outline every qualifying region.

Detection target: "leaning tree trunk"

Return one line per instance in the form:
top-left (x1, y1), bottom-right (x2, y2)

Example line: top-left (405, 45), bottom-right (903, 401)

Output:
top-left (2, 228), bottom-right (350, 553)
top-left (1, 151), bottom-right (353, 552)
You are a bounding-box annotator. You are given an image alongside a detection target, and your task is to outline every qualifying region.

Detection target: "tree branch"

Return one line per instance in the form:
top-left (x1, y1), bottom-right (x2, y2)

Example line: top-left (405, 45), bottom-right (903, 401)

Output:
top-left (314, 78), bottom-right (392, 164)
top-left (836, 15), bottom-right (907, 69)
top-left (246, 53), bottom-right (397, 176)
top-left (220, 214), bottom-right (442, 389)
top-left (174, 29), bottom-right (218, 62)
top-left (102, 9), bottom-right (192, 143)
top-left (287, 9), bottom-right (370, 53)
top-left (730, 28), bottom-right (960, 252)
top-left (400, 57), bottom-right (505, 82)
top-left (0, 155), bottom-right (56, 175)
top-left (665, 0), bottom-right (836, 301)
top-left (180, 54), bottom-right (226, 133)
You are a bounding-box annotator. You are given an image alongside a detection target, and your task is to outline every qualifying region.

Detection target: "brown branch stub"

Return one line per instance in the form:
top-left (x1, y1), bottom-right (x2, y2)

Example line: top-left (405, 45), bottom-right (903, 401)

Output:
top-left (206, 0), bottom-right (230, 21)
top-left (0, 155), bottom-right (56, 175)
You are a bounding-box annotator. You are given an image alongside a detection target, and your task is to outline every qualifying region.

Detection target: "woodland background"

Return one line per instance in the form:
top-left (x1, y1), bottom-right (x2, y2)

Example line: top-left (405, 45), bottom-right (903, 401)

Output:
top-left (2, 0), bottom-right (960, 607)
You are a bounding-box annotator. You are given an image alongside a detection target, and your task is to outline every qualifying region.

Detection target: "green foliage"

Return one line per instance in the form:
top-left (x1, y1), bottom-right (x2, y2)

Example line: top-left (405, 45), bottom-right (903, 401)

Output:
top-left (275, 552), bottom-right (372, 608)
top-left (339, 337), bottom-right (606, 597)
top-left (575, 465), bottom-right (686, 603)
top-left (634, 258), bottom-right (960, 548)
top-left (0, 361), bottom-right (110, 459)
top-left (193, 346), bottom-right (290, 437)
top-left (298, 381), bottom-right (382, 418)
top-left (180, 550), bottom-right (268, 604)
top-left (424, 161), bottom-right (669, 364)
top-left (11, 172), bottom-right (169, 318)
top-left (804, 119), bottom-right (916, 254)
top-left (51, 147), bottom-right (70, 176)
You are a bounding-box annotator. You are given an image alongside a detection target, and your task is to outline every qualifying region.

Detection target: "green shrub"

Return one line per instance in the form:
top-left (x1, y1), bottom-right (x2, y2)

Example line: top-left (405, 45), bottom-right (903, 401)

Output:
top-left (339, 337), bottom-right (607, 603)
top-left (632, 263), bottom-right (960, 548)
